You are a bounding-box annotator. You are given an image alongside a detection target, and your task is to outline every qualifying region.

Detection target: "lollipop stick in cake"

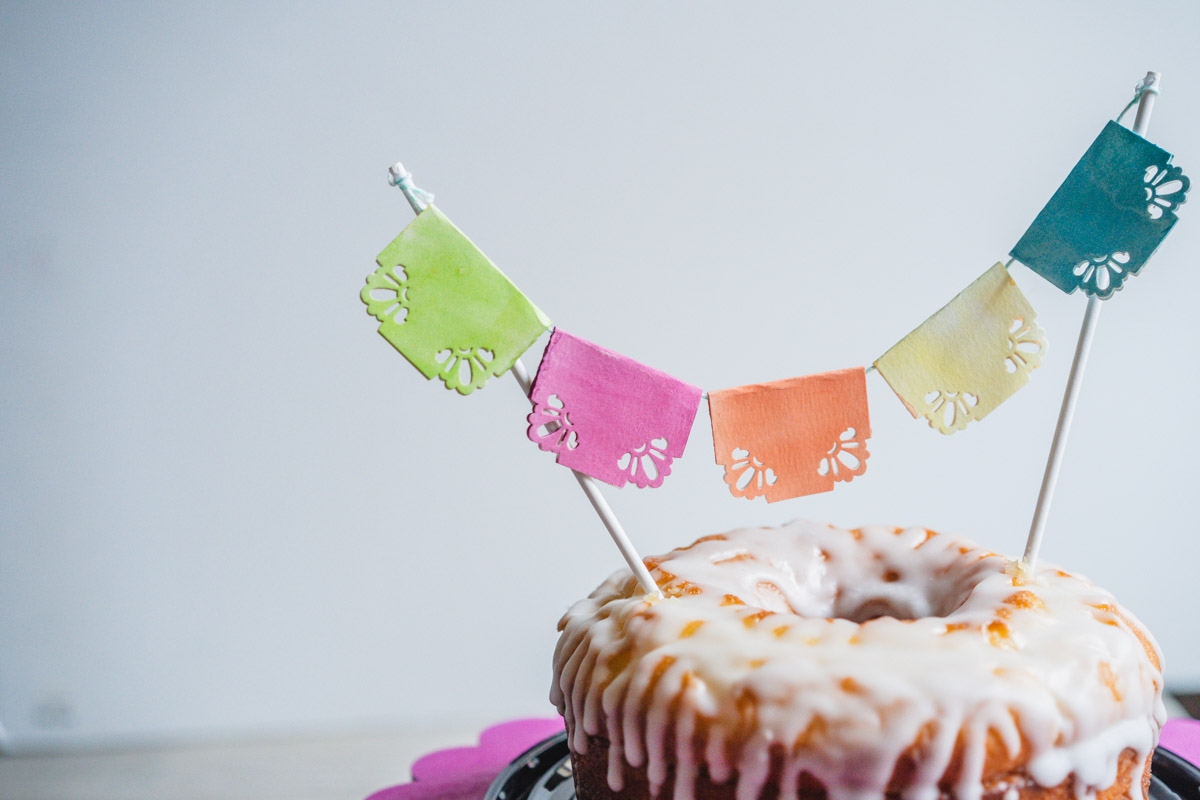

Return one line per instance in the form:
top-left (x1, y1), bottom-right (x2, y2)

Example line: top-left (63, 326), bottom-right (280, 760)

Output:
top-left (510, 360), bottom-right (663, 598)
top-left (388, 164), bottom-right (663, 598)
top-left (1022, 73), bottom-right (1160, 571)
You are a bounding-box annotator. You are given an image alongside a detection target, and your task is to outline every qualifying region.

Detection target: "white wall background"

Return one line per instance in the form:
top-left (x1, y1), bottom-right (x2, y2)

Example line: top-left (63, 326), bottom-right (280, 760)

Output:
top-left (2, 2), bottom-right (1199, 753)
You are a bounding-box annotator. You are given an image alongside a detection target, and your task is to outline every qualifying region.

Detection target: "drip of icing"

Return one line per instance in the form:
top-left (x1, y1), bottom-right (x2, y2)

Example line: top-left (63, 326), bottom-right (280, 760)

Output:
top-left (550, 521), bottom-right (1164, 800)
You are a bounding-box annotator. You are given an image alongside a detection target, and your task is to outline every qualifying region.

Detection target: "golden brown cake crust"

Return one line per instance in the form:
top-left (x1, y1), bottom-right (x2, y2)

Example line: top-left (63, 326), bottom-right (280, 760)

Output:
top-left (571, 736), bottom-right (1152, 800)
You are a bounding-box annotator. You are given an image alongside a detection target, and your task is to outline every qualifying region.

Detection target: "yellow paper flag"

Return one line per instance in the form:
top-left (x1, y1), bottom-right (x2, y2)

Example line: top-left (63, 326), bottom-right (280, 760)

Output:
top-left (874, 263), bottom-right (1047, 434)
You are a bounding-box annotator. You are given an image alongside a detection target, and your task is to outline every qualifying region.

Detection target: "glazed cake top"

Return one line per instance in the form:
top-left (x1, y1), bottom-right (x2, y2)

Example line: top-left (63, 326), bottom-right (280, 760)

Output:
top-left (551, 520), bottom-right (1164, 800)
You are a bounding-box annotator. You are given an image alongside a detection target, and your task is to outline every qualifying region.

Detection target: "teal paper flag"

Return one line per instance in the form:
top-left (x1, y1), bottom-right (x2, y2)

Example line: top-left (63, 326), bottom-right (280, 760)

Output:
top-left (360, 206), bottom-right (552, 395)
top-left (1010, 121), bottom-right (1188, 298)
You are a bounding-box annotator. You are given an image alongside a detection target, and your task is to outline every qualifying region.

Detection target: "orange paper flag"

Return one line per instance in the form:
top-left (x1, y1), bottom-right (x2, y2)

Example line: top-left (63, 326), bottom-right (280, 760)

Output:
top-left (708, 368), bottom-right (870, 502)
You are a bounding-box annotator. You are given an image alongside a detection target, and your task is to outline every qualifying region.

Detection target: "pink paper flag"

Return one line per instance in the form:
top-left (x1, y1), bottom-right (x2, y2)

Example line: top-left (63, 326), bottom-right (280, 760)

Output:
top-left (708, 368), bottom-right (871, 502)
top-left (526, 330), bottom-right (703, 488)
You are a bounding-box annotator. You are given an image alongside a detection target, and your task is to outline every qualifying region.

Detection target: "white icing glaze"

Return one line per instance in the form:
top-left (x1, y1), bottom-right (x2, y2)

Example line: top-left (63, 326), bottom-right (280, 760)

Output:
top-left (551, 521), bottom-right (1164, 800)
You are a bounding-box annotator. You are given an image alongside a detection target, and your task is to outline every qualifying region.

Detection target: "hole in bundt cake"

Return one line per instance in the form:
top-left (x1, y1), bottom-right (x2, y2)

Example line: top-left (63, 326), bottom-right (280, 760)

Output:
top-left (831, 564), bottom-right (981, 622)
top-left (842, 596), bottom-right (920, 623)
top-left (689, 528), bottom-right (991, 624)
top-left (736, 552), bottom-right (984, 623)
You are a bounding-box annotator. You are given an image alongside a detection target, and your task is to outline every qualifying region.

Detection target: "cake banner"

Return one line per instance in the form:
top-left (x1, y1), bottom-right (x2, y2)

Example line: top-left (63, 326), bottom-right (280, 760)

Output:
top-left (360, 205), bottom-right (551, 395)
top-left (708, 368), bottom-right (870, 503)
top-left (526, 329), bottom-right (704, 488)
top-left (1010, 121), bottom-right (1190, 298)
top-left (874, 263), bottom-right (1047, 434)
top-left (363, 115), bottom-right (1189, 504)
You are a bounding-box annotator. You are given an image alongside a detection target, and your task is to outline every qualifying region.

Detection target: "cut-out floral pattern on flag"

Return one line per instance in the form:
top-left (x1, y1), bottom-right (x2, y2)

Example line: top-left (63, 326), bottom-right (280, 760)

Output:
top-left (708, 368), bottom-right (870, 503)
top-left (874, 263), bottom-right (1047, 434)
top-left (360, 205), bottom-right (551, 395)
top-left (526, 330), bottom-right (703, 489)
top-left (1011, 121), bottom-right (1189, 298)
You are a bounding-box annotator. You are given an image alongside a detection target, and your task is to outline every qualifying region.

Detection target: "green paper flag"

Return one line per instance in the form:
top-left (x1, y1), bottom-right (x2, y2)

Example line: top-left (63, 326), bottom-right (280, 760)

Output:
top-left (360, 206), bottom-right (551, 395)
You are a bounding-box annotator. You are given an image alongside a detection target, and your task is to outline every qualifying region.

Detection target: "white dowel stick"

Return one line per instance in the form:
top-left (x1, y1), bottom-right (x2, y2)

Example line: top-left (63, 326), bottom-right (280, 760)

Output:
top-left (389, 162), bottom-right (662, 597)
top-left (1132, 76), bottom-right (1158, 135)
top-left (1022, 295), bottom-right (1103, 568)
top-left (1022, 72), bottom-right (1160, 570)
top-left (510, 361), bottom-right (663, 598)
top-left (389, 162), bottom-right (431, 214)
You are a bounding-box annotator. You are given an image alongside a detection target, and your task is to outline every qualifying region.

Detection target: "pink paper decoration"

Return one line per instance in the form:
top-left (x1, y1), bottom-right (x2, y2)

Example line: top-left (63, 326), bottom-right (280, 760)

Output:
top-left (364, 717), bottom-right (565, 800)
top-left (527, 329), bottom-right (704, 488)
top-left (1161, 718), bottom-right (1200, 767)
